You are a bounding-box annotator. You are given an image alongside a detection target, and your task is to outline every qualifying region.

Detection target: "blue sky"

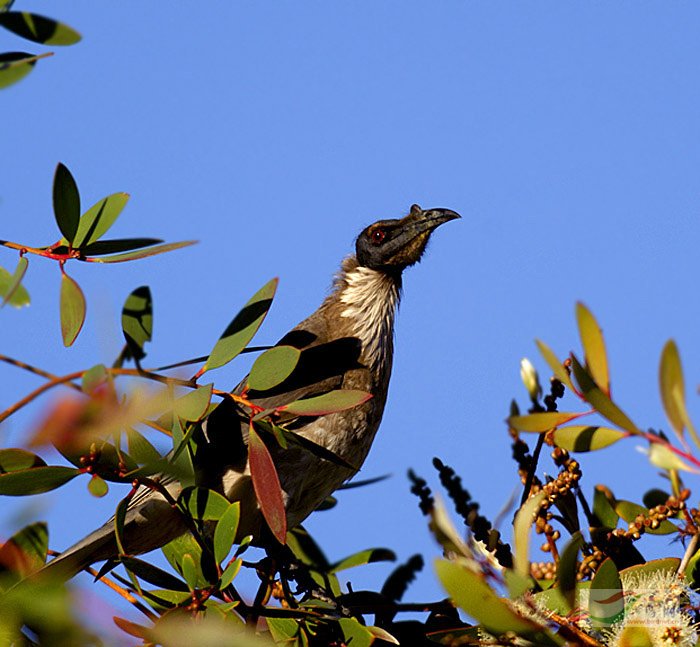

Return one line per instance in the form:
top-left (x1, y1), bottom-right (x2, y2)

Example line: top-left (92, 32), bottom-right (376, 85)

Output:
top-left (2, 0), bottom-right (700, 627)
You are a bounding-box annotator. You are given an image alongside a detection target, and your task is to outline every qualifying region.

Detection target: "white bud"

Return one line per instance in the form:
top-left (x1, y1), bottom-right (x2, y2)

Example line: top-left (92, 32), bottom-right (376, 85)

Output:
top-left (520, 358), bottom-right (542, 401)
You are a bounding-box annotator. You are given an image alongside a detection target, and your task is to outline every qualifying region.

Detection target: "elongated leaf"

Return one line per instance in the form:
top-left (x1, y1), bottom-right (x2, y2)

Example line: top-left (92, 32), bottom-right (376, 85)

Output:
top-left (173, 384), bottom-right (212, 422)
top-left (82, 238), bottom-right (162, 256)
top-left (287, 525), bottom-right (330, 570)
top-left (593, 485), bottom-right (619, 528)
top-left (508, 411), bottom-right (584, 433)
top-left (52, 163), bottom-right (80, 243)
top-left (514, 491), bottom-right (546, 578)
top-left (615, 500), bottom-right (678, 535)
top-left (557, 532), bottom-right (584, 610)
top-left (114, 496), bottom-right (129, 555)
top-left (331, 548), bottom-right (396, 573)
top-left (179, 486), bottom-right (230, 522)
top-left (0, 448), bottom-right (46, 472)
top-left (202, 278), bottom-right (277, 373)
top-left (120, 556), bottom-right (189, 592)
top-left (535, 339), bottom-right (574, 392)
top-left (121, 286), bottom-right (152, 361)
top-left (220, 558), bottom-right (242, 589)
top-left (73, 193), bottom-right (129, 248)
top-left (570, 355), bottom-right (640, 434)
top-left (256, 420), bottom-right (355, 469)
top-left (88, 240), bottom-right (196, 263)
top-left (181, 553), bottom-right (198, 590)
top-left (576, 302), bottom-right (609, 394)
top-left (553, 426), bottom-right (626, 452)
top-left (248, 424), bottom-right (286, 543)
top-left (0, 51), bottom-right (38, 89)
top-left (0, 12), bottom-right (80, 45)
top-left (589, 558), bottom-right (623, 628)
top-left (214, 502), bottom-right (241, 565)
top-left (648, 442), bottom-right (695, 473)
top-left (60, 272), bottom-right (86, 346)
top-left (0, 465), bottom-right (79, 495)
top-left (247, 345), bottom-right (300, 391)
top-left (0, 521), bottom-right (48, 577)
top-left (279, 389), bottom-right (372, 416)
top-left (126, 428), bottom-right (162, 465)
top-left (0, 261), bottom-right (30, 307)
top-left (435, 560), bottom-right (549, 637)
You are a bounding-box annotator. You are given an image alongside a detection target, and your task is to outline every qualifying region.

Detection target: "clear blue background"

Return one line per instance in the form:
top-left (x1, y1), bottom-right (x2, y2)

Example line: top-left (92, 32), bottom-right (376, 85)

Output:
top-left (2, 0), bottom-right (700, 634)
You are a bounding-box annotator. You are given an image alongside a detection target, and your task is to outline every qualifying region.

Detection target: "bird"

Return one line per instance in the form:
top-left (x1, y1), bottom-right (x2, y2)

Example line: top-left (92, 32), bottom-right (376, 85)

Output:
top-left (43, 204), bottom-right (460, 579)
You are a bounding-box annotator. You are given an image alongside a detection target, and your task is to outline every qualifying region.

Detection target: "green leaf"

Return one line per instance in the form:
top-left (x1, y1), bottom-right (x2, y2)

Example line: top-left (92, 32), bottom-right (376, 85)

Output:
top-left (287, 525), bottom-right (330, 571)
top-left (0, 465), bottom-right (79, 495)
top-left (553, 426), bottom-right (626, 452)
top-left (87, 240), bottom-right (196, 263)
top-left (0, 51), bottom-right (37, 89)
top-left (339, 618), bottom-right (374, 647)
top-left (121, 286), bottom-right (152, 361)
top-left (620, 557), bottom-right (680, 581)
top-left (513, 491), bottom-right (546, 578)
top-left (81, 238), bottom-right (163, 256)
top-left (120, 556), bottom-right (189, 592)
top-left (181, 554), bottom-right (198, 591)
top-left (0, 1), bottom-right (15, 13)
top-left (330, 548), bottom-right (396, 573)
top-left (267, 617), bottom-right (300, 643)
top-left (614, 500), bottom-right (678, 535)
top-left (0, 260), bottom-right (30, 307)
top-left (73, 193), bottom-right (129, 248)
top-left (162, 533), bottom-right (202, 577)
top-left (508, 411), bottom-right (584, 433)
top-left (170, 417), bottom-right (194, 487)
top-left (178, 486), bottom-right (230, 522)
top-left (87, 474), bottom-right (108, 498)
top-left (214, 502), bottom-right (241, 565)
top-left (556, 531), bottom-right (584, 611)
top-left (59, 271), bottom-right (86, 346)
top-left (435, 559), bottom-right (548, 637)
top-left (589, 558), bottom-right (623, 628)
top-left (52, 163), bottom-right (80, 244)
top-left (278, 389), bottom-right (372, 416)
top-left (0, 448), bottom-right (46, 472)
top-left (592, 485), bottom-right (619, 528)
top-left (114, 496), bottom-right (129, 555)
top-left (0, 522), bottom-right (48, 577)
top-left (173, 384), bottom-right (212, 422)
top-left (0, 12), bottom-right (80, 45)
top-left (576, 302), bottom-right (609, 394)
top-left (648, 442), bottom-right (695, 473)
top-left (247, 345), bottom-right (301, 391)
top-left (248, 424), bottom-right (286, 544)
top-left (618, 626), bottom-right (653, 647)
top-left (126, 428), bottom-right (162, 466)
top-left (81, 363), bottom-right (109, 394)
top-left (570, 355), bottom-right (640, 434)
top-left (219, 557), bottom-right (242, 589)
top-left (659, 340), bottom-right (700, 448)
top-left (535, 339), bottom-right (574, 392)
top-left (202, 278), bottom-right (278, 373)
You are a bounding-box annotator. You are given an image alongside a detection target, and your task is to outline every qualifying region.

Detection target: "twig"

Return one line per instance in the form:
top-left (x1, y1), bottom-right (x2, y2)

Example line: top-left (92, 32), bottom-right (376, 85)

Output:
top-left (86, 566), bottom-right (158, 622)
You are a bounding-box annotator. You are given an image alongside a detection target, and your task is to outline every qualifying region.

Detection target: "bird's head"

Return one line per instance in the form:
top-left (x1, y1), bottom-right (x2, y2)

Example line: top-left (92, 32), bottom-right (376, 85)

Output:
top-left (355, 204), bottom-right (460, 272)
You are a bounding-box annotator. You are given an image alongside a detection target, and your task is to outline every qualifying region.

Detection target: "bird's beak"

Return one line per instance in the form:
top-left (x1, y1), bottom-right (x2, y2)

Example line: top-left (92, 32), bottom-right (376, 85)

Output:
top-left (406, 206), bottom-right (461, 236)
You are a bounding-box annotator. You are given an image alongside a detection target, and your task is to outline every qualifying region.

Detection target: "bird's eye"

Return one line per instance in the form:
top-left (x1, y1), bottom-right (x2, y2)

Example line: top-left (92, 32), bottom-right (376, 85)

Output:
top-left (369, 228), bottom-right (386, 244)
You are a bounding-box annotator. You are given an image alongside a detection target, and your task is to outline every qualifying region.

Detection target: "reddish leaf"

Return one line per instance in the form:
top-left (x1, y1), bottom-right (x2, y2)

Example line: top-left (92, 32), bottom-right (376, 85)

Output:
top-left (113, 616), bottom-right (151, 640)
top-left (248, 424), bottom-right (286, 543)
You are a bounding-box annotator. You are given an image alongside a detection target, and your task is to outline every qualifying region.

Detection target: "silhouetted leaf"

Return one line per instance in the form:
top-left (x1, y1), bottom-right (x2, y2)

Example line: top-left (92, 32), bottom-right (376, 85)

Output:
top-left (0, 52), bottom-right (38, 89)
top-left (642, 488), bottom-right (670, 509)
top-left (508, 411), bottom-right (584, 433)
top-left (201, 278), bottom-right (277, 373)
top-left (82, 238), bottom-right (163, 256)
top-left (514, 491), bottom-right (545, 578)
top-left (60, 272), bottom-right (86, 346)
top-left (52, 163), bottom-right (80, 244)
top-left (214, 502), bottom-right (240, 565)
top-left (0, 521), bottom-right (48, 576)
top-left (179, 487), bottom-right (230, 522)
top-left (615, 500), bottom-right (678, 535)
top-left (0, 1), bottom-right (14, 13)
top-left (0, 448), bottom-right (46, 472)
top-left (338, 474), bottom-right (390, 490)
top-left (89, 240), bottom-right (196, 263)
top-left (0, 260), bottom-right (30, 307)
top-left (121, 286), bottom-right (152, 361)
top-left (279, 389), bottom-right (372, 416)
top-left (248, 424), bottom-right (286, 544)
top-left (570, 355), bottom-right (640, 434)
top-left (287, 525), bottom-right (330, 571)
top-left (331, 548), bottom-right (396, 573)
top-left (0, 12), bottom-right (80, 45)
top-left (589, 558), bottom-right (623, 628)
top-left (535, 339), bottom-right (574, 391)
top-left (120, 556), bottom-right (188, 592)
top-left (247, 345), bottom-right (301, 391)
top-left (576, 302), bottom-right (609, 394)
top-left (73, 193), bottom-right (129, 248)
top-left (553, 426), bottom-right (626, 452)
top-left (557, 531), bottom-right (584, 610)
top-left (87, 474), bottom-right (108, 498)
top-left (0, 465), bottom-right (79, 495)
top-left (593, 486), bottom-right (619, 528)
top-left (173, 384), bottom-right (212, 422)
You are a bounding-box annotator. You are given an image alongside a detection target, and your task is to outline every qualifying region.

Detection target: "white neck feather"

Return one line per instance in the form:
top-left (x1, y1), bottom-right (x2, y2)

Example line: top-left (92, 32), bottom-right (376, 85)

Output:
top-left (338, 264), bottom-right (400, 370)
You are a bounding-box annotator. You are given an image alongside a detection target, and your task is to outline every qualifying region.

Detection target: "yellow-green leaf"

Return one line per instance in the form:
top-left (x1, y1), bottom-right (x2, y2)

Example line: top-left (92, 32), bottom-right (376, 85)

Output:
top-left (173, 384), bottom-right (213, 422)
top-left (648, 443), bottom-right (695, 473)
top-left (73, 193), bottom-right (129, 248)
top-left (247, 345), bottom-right (300, 392)
top-left (0, 12), bottom-right (80, 45)
top-left (508, 411), bottom-right (584, 433)
top-left (535, 339), bottom-right (574, 392)
top-left (0, 257), bottom-right (30, 307)
top-left (553, 426), bottom-right (626, 452)
top-left (576, 302), bottom-right (609, 394)
top-left (0, 51), bottom-right (37, 89)
top-left (514, 491), bottom-right (546, 578)
top-left (59, 272), bottom-right (86, 346)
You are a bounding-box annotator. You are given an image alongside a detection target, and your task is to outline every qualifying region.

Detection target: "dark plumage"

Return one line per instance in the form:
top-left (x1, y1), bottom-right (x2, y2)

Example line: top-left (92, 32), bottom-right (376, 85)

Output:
top-left (44, 204), bottom-right (459, 578)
